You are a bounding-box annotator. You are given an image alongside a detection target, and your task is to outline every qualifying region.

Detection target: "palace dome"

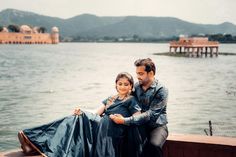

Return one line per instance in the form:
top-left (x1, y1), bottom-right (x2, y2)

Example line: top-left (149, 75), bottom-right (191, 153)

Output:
top-left (2, 27), bottom-right (9, 32)
top-left (51, 27), bottom-right (59, 33)
top-left (20, 25), bottom-right (32, 33)
top-left (33, 27), bottom-right (39, 33)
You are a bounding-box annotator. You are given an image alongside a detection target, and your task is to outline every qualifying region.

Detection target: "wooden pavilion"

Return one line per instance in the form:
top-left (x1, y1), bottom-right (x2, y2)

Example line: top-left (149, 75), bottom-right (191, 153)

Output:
top-left (169, 37), bottom-right (219, 57)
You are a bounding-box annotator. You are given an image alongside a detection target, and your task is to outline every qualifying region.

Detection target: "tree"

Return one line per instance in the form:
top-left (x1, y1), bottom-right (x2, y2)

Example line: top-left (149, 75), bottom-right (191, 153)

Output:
top-left (133, 34), bottom-right (140, 41)
top-left (224, 34), bottom-right (233, 42)
top-left (0, 26), bottom-right (3, 32)
top-left (7, 25), bottom-right (20, 32)
top-left (38, 27), bottom-right (47, 33)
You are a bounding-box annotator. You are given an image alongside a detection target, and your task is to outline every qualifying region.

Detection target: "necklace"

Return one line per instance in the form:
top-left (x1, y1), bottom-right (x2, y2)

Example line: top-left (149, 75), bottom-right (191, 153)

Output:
top-left (117, 94), bottom-right (130, 101)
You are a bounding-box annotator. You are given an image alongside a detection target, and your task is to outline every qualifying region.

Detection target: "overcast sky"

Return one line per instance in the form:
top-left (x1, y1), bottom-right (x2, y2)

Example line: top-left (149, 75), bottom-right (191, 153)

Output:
top-left (1, 0), bottom-right (236, 24)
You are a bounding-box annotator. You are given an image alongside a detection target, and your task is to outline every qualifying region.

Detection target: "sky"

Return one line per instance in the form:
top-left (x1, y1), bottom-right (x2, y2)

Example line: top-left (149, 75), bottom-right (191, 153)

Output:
top-left (1, 0), bottom-right (236, 25)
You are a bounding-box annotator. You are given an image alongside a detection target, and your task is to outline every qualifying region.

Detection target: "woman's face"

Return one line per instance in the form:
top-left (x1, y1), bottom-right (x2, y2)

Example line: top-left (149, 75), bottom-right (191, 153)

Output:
top-left (116, 77), bottom-right (132, 96)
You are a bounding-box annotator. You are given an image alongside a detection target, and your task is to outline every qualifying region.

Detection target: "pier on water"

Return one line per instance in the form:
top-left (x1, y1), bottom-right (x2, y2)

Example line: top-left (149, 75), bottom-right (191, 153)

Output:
top-left (169, 37), bottom-right (219, 57)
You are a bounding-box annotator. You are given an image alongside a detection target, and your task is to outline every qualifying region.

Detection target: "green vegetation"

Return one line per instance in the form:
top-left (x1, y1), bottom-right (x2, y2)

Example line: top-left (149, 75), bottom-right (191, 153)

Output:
top-left (38, 27), bottom-right (47, 33)
top-left (7, 25), bottom-right (20, 32)
top-left (2, 9), bottom-right (236, 43)
top-left (208, 34), bottom-right (236, 43)
top-left (67, 35), bottom-right (178, 43)
top-left (64, 33), bottom-right (236, 43)
top-left (191, 34), bottom-right (236, 43)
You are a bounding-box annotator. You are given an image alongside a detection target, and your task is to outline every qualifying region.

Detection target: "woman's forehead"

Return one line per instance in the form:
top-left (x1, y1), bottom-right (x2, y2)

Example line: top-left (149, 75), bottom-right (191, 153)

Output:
top-left (117, 77), bottom-right (130, 82)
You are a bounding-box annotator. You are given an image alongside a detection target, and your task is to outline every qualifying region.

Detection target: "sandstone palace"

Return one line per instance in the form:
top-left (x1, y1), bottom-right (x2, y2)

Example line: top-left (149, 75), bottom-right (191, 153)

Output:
top-left (0, 25), bottom-right (59, 44)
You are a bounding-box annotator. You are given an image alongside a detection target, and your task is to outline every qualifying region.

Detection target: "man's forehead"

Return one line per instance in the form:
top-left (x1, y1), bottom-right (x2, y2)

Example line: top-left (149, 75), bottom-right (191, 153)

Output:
top-left (136, 66), bottom-right (146, 71)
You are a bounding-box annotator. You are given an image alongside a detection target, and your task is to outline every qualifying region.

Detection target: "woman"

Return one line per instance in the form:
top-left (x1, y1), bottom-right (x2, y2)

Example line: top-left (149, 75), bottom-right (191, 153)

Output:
top-left (18, 72), bottom-right (145, 157)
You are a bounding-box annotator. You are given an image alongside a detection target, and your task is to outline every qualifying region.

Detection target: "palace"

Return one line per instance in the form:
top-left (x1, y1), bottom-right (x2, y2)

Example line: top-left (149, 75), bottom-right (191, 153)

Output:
top-left (0, 25), bottom-right (59, 44)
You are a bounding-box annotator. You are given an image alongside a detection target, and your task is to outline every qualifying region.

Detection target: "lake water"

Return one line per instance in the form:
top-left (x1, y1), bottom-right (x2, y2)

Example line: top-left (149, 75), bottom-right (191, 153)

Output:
top-left (0, 43), bottom-right (236, 151)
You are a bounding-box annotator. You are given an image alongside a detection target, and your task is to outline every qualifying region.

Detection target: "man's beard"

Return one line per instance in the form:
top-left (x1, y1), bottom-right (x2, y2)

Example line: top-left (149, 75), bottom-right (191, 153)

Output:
top-left (138, 80), bottom-right (143, 85)
top-left (138, 78), bottom-right (149, 86)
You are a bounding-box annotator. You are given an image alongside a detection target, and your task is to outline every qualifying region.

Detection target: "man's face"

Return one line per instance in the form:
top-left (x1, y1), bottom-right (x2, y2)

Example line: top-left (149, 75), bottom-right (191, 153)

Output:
top-left (136, 66), bottom-right (152, 86)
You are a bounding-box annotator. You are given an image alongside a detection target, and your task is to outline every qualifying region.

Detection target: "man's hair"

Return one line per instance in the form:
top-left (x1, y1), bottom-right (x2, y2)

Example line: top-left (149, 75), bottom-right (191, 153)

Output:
top-left (134, 58), bottom-right (156, 75)
top-left (115, 72), bottom-right (134, 88)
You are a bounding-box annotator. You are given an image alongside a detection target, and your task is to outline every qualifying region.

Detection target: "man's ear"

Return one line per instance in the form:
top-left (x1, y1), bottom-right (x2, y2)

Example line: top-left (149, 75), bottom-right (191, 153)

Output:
top-left (148, 71), bottom-right (154, 77)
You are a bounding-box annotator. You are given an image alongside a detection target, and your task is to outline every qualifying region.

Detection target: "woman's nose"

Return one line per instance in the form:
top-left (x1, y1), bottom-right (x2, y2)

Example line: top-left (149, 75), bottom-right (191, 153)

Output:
top-left (120, 85), bottom-right (126, 89)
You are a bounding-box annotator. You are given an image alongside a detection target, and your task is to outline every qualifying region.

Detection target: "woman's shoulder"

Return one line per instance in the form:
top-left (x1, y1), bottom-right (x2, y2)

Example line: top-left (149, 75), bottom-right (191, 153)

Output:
top-left (124, 95), bottom-right (137, 103)
top-left (126, 95), bottom-right (135, 99)
top-left (103, 95), bottom-right (117, 106)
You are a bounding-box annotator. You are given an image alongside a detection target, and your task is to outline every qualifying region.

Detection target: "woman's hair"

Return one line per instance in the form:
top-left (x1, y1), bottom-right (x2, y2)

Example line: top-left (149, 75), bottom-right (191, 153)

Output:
top-left (115, 72), bottom-right (134, 88)
top-left (105, 72), bottom-right (134, 106)
top-left (134, 58), bottom-right (156, 75)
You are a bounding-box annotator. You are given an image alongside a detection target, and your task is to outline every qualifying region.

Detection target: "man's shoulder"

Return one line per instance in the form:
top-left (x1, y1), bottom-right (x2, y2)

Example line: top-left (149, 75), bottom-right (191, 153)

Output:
top-left (133, 80), bottom-right (168, 92)
top-left (155, 82), bottom-right (168, 99)
top-left (156, 81), bottom-right (168, 91)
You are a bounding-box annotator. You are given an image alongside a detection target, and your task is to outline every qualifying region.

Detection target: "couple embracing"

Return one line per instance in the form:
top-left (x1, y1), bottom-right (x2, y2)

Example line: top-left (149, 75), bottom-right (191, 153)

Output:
top-left (18, 58), bottom-right (168, 157)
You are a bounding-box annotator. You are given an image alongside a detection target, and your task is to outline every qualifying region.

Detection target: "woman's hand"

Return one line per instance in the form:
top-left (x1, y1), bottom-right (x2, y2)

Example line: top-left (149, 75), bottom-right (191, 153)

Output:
top-left (74, 107), bottom-right (83, 115)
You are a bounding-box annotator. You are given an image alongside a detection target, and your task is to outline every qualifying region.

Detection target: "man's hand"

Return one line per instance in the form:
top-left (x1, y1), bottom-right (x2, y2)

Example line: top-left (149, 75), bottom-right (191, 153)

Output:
top-left (109, 114), bottom-right (125, 124)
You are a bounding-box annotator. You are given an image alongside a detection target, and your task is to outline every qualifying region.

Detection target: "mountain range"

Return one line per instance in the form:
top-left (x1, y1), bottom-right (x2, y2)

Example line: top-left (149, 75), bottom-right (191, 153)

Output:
top-left (1, 8), bottom-right (236, 38)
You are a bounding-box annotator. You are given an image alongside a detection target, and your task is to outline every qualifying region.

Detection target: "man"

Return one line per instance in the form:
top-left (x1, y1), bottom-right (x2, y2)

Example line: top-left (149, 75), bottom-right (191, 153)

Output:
top-left (110, 58), bottom-right (168, 157)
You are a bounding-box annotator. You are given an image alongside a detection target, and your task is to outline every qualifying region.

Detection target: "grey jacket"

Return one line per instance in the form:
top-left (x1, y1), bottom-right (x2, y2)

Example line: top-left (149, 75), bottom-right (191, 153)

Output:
top-left (124, 79), bottom-right (168, 128)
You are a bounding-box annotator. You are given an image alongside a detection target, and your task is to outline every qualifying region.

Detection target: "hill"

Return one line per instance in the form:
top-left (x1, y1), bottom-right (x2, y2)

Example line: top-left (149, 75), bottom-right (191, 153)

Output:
top-left (1, 9), bottom-right (236, 39)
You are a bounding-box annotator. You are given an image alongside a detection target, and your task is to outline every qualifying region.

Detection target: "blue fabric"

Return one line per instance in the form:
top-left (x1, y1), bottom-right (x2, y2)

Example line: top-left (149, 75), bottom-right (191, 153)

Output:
top-left (23, 112), bottom-right (100, 157)
top-left (103, 96), bottom-right (141, 116)
top-left (22, 96), bottom-right (145, 157)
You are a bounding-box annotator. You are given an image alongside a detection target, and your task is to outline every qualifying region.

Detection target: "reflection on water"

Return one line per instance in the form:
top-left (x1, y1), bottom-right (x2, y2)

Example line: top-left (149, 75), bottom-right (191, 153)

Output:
top-left (0, 43), bottom-right (236, 151)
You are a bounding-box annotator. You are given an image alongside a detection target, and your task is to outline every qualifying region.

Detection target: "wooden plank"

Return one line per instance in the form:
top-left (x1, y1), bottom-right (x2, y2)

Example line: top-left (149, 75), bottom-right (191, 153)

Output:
top-left (164, 134), bottom-right (236, 157)
top-left (0, 150), bottom-right (42, 157)
top-left (1, 134), bottom-right (236, 157)
top-left (167, 134), bottom-right (236, 146)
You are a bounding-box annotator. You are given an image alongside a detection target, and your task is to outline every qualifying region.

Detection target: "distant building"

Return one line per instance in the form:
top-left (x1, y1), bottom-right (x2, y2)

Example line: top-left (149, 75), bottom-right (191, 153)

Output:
top-left (0, 25), bottom-right (59, 44)
top-left (169, 37), bottom-right (219, 57)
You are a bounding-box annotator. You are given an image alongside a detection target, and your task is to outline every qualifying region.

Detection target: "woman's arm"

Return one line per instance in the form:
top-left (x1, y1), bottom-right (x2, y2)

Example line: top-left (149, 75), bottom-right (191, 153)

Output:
top-left (94, 104), bottom-right (105, 116)
top-left (74, 104), bottom-right (105, 116)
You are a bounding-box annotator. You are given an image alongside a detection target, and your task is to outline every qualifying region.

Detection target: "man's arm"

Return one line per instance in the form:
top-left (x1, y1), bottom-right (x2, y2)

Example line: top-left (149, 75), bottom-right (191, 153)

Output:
top-left (110, 87), bottom-right (168, 125)
top-left (124, 98), bottom-right (167, 125)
